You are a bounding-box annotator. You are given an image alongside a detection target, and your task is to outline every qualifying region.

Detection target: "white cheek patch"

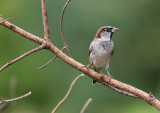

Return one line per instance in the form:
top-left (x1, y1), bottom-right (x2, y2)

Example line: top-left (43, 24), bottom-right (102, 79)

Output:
top-left (100, 31), bottom-right (111, 41)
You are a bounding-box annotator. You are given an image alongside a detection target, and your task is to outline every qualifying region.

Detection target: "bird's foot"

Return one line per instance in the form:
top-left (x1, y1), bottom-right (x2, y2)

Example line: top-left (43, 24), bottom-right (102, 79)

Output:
top-left (86, 63), bottom-right (93, 69)
top-left (83, 63), bottom-right (93, 74)
top-left (107, 74), bottom-right (113, 83)
top-left (149, 92), bottom-right (156, 101)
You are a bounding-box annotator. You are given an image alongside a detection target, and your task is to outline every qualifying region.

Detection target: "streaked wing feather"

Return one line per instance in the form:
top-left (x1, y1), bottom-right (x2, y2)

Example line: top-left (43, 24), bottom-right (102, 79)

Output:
top-left (88, 49), bottom-right (92, 56)
top-left (88, 46), bottom-right (93, 56)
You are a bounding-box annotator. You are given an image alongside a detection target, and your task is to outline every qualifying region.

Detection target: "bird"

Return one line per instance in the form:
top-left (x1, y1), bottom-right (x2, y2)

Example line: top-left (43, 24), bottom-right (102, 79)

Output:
top-left (88, 26), bottom-right (118, 84)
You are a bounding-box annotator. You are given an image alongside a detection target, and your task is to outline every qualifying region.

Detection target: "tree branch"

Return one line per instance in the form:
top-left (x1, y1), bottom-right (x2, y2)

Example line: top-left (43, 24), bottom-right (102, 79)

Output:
top-left (0, 45), bottom-right (45, 72)
top-left (41, 0), bottom-right (50, 41)
top-left (0, 91), bottom-right (32, 105)
top-left (52, 74), bottom-right (85, 113)
top-left (0, 17), bottom-right (45, 45)
top-left (60, 0), bottom-right (72, 57)
top-left (80, 98), bottom-right (92, 113)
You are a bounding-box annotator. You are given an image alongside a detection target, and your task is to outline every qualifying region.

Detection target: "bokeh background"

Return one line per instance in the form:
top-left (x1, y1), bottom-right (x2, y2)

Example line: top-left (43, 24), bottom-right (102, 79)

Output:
top-left (0, 0), bottom-right (160, 113)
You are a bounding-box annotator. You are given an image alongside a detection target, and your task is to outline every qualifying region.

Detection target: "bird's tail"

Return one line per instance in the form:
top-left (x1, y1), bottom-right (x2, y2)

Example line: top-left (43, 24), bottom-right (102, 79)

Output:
top-left (92, 67), bottom-right (101, 84)
top-left (92, 80), bottom-right (97, 84)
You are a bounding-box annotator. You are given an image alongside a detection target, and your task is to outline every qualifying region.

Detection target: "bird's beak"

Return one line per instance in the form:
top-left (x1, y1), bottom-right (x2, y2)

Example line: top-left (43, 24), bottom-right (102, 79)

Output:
top-left (111, 27), bottom-right (119, 33)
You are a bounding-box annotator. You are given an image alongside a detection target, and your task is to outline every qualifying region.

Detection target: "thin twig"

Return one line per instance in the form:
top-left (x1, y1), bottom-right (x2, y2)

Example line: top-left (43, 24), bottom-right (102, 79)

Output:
top-left (37, 47), bottom-right (65, 70)
top-left (0, 17), bottom-right (15, 24)
top-left (60, 0), bottom-right (72, 57)
top-left (37, 55), bottom-right (57, 70)
top-left (102, 82), bottom-right (139, 98)
top-left (0, 91), bottom-right (32, 105)
top-left (52, 74), bottom-right (85, 113)
top-left (80, 98), bottom-right (92, 113)
top-left (41, 0), bottom-right (50, 41)
top-left (0, 45), bottom-right (45, 72)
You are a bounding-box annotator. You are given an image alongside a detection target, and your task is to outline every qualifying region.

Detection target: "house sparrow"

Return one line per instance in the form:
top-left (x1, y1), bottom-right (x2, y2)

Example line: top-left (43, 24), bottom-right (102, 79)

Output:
top-left (88, 26), bottom-right (118, 84)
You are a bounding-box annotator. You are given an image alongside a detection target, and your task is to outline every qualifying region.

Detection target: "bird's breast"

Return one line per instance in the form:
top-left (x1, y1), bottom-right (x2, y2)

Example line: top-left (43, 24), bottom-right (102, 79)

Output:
top-left (89, 40), bottom-right (114, 68)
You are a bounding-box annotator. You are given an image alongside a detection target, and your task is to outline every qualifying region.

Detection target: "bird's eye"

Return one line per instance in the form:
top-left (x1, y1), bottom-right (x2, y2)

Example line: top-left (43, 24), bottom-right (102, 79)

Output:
top-left (107, 28), bottom-right (112, 32)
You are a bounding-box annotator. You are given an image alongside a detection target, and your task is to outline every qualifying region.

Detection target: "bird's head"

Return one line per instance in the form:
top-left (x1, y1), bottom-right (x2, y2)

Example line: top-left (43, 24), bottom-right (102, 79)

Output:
top-left (95, 26), bottom-right (118, 41)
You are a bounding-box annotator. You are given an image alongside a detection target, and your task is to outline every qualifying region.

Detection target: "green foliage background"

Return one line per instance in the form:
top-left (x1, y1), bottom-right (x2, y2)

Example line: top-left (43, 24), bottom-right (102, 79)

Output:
top-left (0, 0), bottom-right (160, 113)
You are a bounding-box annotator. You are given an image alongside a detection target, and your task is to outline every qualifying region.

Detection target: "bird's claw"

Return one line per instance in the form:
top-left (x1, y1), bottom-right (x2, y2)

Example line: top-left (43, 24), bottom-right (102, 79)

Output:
top-left (107, 74), bottom-right (112, 83)
top-left (86, 63), bottom-right (93, 69)
top-left (83, 63), bottom-right (93, 74)
top-left (149, 92), bottom-right (156, 101)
